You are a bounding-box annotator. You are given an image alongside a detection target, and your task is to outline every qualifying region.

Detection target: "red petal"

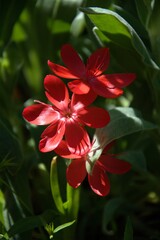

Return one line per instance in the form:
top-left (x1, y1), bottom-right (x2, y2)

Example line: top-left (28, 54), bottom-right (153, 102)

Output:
top-left (65, 120), bottom-right (91, 155)
top-left (87, 48), bottom-right (110, 76)
top-left (23, 102), bottom-right (59, 125)
top-left (106, 73), bottom-right (136, 88)
top-left (54, 140), bottom-right (81, 159)
top-left (79, 107), bottom-right (110, 128)
top-left (88, 164), bottom-right (110, 196)
top-left (68, 80), bottom-right (90, 94)
top-left (91, 76), bottom-right (123, 98)
top-left (71, 89), bottom-right (97, 110)
top-left (66, 158), bottom-right (87, 188)
top-left (99, 155), bottom-right (131, 174)
top-left (61, 44), bottom-right (86, 78)
top-left (48, 60), bottom-right (78, 79)
top-left (44, 75), bottom-right (69, 110)
top-left (39, 122), bottom-right (65, 152)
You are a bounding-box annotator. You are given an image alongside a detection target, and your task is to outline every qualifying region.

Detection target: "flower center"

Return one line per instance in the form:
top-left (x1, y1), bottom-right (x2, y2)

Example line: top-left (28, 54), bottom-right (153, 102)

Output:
top-left (64, 110), bottom-right (72, 118)
top-left (61, 104), bottom-right (77, 122)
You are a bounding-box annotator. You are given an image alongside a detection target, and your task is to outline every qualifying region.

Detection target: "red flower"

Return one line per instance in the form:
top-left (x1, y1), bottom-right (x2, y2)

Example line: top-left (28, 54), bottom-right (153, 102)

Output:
top-left (48, 44), bottom-right (136, 98)
top-left (55, 141), bottom-right (131, 196)
top-left (22, 75), bottom-right (110, 155)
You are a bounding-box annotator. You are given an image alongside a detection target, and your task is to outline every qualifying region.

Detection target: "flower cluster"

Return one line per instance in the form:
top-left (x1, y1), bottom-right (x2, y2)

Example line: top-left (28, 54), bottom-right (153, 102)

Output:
top-left (23, 44), bottom-right (136, 196)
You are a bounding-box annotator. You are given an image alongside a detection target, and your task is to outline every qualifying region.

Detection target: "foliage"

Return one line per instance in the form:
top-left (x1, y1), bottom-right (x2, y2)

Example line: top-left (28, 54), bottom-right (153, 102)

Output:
top-left (0, 0), bottom-right (160, 239)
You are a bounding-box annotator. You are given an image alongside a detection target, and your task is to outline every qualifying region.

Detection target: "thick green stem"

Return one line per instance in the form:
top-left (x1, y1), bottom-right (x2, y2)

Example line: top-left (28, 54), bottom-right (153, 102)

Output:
top-left (50, 157), bottom-right (80, 240)
top-left (62, 184), bottom-right (80, 240)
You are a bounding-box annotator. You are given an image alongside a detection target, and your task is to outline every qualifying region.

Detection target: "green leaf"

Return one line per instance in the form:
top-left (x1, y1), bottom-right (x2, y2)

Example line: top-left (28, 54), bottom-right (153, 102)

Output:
top-left (102, 197), bottom-right (125, 235)
top-left (0, 119), bottom-right (23, 174)
top-left (120, 151), bottom-right (147, 172)
top-left (0, 190), bottom-right (5, 225)
top-left (94, 107), bottom-right (157, 151)
top-left (70, 12), bottom-right (85, 37)
top-left (81, 7), bottom-right (159, 70)
top-left (124, 217), bottom-right (133, 240)
top-left (7, 209), bottom-right (57, 237)
top-left (0, 232), bottom-right (9, 240)
top-left (135, 0), bottom-right (152, 27)
top-left (0, 0), bottom-right (27, 48)
top-left (48, 19), bottom-right (70, 34)
top-left (0, 43), bottom-right (23, 95)
top-left (53, 220), bottom-right (76, 234)
top-left (148, 0), bottom-right (160, 65)
top-left (50, 157), bottom-right (65, 214)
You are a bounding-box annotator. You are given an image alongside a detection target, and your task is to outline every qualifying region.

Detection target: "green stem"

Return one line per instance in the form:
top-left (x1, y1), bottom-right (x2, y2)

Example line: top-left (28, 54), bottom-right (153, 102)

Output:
top-left (50, 157), bottom-right (80, 240)
top-left (66, 183), bottom-right (80, 221)
top-left (61, 184), bottom-right (80, 240)
top-left (50, 157), bottom-right (65, 215)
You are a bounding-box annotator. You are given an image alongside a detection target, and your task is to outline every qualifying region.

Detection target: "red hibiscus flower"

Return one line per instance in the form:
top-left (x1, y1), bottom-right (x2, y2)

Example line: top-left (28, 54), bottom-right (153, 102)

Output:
top-left (55, 141), bottom-right (131, 196)
top-left (48, 44), bottom-right (136, 98)
top-left (22, 75), bottom-right (110, 155)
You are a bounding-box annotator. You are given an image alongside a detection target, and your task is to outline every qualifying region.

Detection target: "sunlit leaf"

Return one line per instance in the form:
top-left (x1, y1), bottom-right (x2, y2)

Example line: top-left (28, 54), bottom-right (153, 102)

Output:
top-left (81, 7), bottom-right (159, 70)
top-left (70, 12), bottom-right (85, 37)
top-left (53, 220), bottom-right (76, 234)
top-left (0, 190), bottom-right (5, 225)
top-left (94, 107), bottom-right (157, 151)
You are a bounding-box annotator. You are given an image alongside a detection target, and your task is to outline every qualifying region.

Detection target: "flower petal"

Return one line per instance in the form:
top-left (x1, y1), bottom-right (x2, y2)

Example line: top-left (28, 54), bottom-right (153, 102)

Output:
top-left (48, 60), bottom-right (78, 79)
top-left (23, 102), bottom-right (59, 125)
top-left (87, 48), bottom-right (110, 76)
top-left (66, 158), bottom-right (87, 188)
top-left (91, 75), bottom-right (123, 98)
top-left (71, 89), bottom-right (97, 110)
top-left (61, 44), bottom-right (86, 78)
top-left (39, 121), bottom-right (65, 152)
top-left (88, 164), bottom-right (110, 196)
top-left (99, 155), bottom-right (131, 174)
top-left (68, 80), bottom-right (90, 94)
top-left (65, 120), bottom-right (91, 155)
top-left (44, 75), bottom-right (69, 110)
top-left (79, 107), bottom-right (110, 128)
top-left (54, 140), bottom-right (81, 159)
top-left (106, 73), bottom-right (136, 88)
